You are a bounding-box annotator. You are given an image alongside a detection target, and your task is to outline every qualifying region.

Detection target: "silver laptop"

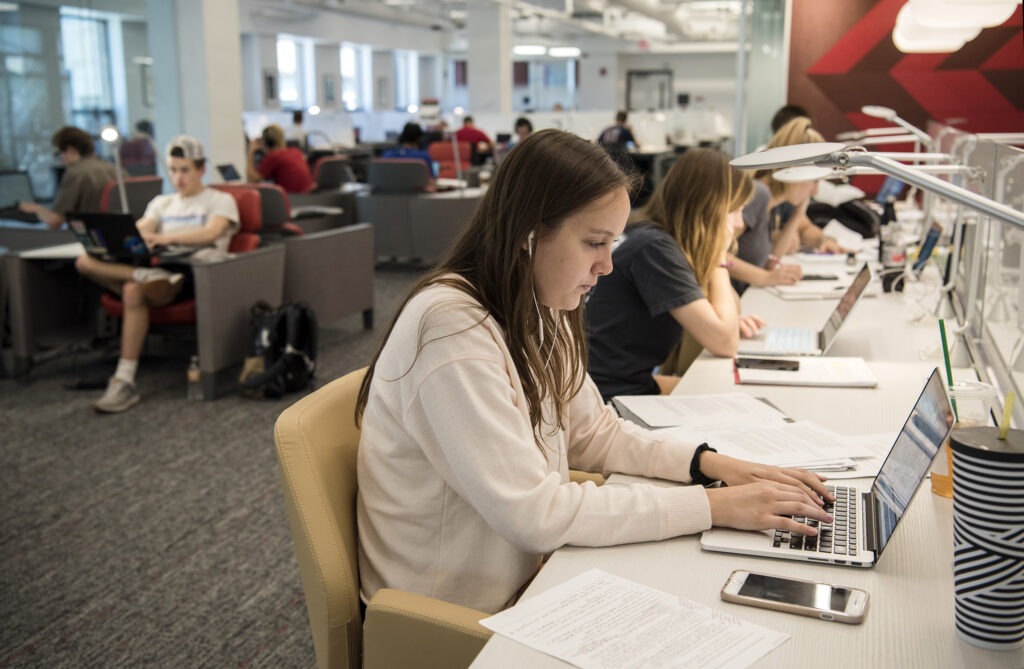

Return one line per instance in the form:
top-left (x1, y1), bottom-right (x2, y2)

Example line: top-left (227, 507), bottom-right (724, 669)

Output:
top-left (700, 367), bottom-right (951, 567)
top-left (738, 263), bottom-right (872, 356)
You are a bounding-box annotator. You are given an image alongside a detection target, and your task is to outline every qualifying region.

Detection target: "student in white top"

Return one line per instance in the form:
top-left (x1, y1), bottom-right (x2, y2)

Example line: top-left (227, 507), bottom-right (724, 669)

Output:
top-left (75, 135), bottom-right (238, 413)
top-left (354, 129), bottom-right (834, 614)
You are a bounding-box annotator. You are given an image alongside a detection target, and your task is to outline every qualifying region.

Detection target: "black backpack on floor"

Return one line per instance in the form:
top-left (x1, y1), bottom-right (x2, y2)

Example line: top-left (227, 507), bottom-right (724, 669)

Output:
top-left (239, 301), bottom-right (317, 399)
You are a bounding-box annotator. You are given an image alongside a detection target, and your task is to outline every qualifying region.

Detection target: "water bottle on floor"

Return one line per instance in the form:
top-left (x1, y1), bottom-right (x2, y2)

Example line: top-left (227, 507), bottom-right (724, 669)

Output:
top-left (187, 355), bottom-right (203, 401)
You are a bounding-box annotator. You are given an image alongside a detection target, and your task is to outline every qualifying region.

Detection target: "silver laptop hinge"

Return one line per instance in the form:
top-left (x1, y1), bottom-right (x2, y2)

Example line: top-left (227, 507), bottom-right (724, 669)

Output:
top-left (862, 491), bottom-right (878, 553)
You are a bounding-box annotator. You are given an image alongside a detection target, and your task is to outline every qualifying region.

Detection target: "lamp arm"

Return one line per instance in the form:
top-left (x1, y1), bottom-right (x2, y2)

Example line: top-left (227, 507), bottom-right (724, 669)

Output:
top-left (872, 152), bottom-right (953, 163)
top-left (111, 149), bottom-right (129, 215)
top-left (890, 116), bottom-right (933, 148)
top-left (835, 152), bottom-right (1024, 229)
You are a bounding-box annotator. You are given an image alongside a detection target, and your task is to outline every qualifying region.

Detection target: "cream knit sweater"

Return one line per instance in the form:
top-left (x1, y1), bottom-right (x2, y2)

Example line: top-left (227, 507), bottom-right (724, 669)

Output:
top-left (357, 283), bottom-right (713, 614)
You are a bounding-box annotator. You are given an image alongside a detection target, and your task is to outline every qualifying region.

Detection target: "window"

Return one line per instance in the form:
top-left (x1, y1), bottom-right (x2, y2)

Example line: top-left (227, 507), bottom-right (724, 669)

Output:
top-left (340, 43), bottom-right (368, 112)
top-left (277, 38), bottom-right (299, 103)
top-left (394, 49), bottom-right (418, 111)
top-left (60, 13), bottom-right (114, 132)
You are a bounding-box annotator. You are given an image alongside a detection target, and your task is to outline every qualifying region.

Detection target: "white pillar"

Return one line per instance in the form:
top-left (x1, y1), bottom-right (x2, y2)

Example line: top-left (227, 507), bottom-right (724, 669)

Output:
top-left (146, 0), bottom-right (246, 183)
top-left (465, 1), bottom-right (512, 115)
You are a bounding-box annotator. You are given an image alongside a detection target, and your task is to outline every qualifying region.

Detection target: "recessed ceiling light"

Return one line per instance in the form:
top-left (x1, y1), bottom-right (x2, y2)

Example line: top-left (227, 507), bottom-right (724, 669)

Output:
top-left (513, 45), bottom-right (547, 56)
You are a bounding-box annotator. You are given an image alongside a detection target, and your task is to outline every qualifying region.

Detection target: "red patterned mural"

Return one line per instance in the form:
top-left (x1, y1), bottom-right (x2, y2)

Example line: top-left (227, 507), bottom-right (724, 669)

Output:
top-left (789, 0), bottom-right (1023, 142)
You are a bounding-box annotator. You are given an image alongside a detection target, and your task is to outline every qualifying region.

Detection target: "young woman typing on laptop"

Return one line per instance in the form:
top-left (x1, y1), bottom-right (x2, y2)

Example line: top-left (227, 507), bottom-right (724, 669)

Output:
top-left (355, 131), bottom-right (833, 615)
top-left (585, 148), bottom-right (765, 401)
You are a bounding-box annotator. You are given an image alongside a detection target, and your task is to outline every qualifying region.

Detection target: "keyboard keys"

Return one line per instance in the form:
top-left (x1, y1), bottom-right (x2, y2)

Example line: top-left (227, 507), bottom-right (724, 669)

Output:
top-left (777, 484), bottom-right (857, 559)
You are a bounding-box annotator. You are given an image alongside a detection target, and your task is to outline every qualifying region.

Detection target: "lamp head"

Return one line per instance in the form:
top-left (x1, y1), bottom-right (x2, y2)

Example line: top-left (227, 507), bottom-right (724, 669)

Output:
top-left (99, 125), bottom-right (121, 144)
top-left (730, 142), bottom-right (846, 170)
top-left (861, 105), bottom-right (897, 121)
top-left (772, 165), bottom-right (834, 183)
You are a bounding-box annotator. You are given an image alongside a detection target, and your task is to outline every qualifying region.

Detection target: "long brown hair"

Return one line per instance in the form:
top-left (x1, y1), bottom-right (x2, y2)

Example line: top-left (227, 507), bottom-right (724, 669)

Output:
top-left (756, 117), bottom-right (824, 197)
top-left (355, 129), bottom-right (636, 432)
top-left (638, 148), bottom-right (752, 293)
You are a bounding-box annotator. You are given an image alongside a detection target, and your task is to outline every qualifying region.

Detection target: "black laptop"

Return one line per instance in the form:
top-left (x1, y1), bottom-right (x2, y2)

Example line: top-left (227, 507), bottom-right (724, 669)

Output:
top-left (0, 171), bottom-right (42, 223)
top-left (68, 212), bottom-right (152, 264)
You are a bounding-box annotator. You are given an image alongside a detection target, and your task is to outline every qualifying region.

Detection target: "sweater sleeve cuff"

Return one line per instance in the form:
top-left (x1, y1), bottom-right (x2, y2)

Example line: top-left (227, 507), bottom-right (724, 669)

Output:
top-left (660, 485), bottom-right (713, 537)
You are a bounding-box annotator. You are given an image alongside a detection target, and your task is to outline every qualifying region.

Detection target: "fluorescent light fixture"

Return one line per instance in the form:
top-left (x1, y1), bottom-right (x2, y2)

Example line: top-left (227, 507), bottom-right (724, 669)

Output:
top-left (892, 3), bottom-right (979, 53)
top-left (548, 46), bottom-right (581, 58)
top-left (0, 2), bottom-right (18, 11)
top-left (513, 45), bottom-right (547, 56)
top-left (406, 104), bottom-right (419, 114)
top-left (910, 0), bottom-right (1019, 29)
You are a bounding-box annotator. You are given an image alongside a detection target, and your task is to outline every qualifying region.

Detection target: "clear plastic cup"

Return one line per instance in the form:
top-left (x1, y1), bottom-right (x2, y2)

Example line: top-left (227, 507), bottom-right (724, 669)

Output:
top-left (930, 381), bottom-right (997, 497)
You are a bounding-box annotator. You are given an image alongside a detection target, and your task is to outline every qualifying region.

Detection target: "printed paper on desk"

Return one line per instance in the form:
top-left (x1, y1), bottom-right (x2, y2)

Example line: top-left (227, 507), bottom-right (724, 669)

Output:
top-left (658, 420), bottom-right (873, 467)
top-left (480, 568), bottom-right (789, 669)
top-left (613, 393), bottom-right (789, 430)
top-left (822, 219), bottom-right (866, 251)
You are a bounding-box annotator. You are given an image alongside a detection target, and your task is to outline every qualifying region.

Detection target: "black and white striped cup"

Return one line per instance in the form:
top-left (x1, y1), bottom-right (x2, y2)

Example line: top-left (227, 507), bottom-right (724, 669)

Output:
top-left (951, 426), bottom-right (1024, 651)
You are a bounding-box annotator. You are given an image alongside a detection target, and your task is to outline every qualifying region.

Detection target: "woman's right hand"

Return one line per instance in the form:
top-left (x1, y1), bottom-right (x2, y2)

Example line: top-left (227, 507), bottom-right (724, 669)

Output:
top-left (768, 263), bottom-right (802, 285)
top-left (705, 481), bottom-right (833, 536)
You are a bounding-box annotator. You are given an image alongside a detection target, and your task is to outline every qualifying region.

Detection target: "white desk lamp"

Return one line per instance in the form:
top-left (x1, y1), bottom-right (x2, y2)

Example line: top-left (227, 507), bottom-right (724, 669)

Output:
top-left (860, 105), bottom-right (934, 150)
top-left (99, 125), bottom-right (128, 214)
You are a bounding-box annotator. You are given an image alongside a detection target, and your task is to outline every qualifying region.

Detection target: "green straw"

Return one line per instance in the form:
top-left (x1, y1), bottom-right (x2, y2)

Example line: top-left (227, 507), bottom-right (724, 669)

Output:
top-left (939, 318), bottom-right (958, 422)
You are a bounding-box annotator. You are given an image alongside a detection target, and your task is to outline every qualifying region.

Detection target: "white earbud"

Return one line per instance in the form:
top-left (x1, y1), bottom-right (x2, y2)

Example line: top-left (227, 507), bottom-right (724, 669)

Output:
top-left (527, 231), bottom-right (535, 259)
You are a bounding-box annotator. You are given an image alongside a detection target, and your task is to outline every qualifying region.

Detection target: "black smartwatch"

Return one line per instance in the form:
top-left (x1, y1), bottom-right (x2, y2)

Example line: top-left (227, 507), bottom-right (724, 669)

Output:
top-left (689, 444), bottom-right (719, 486)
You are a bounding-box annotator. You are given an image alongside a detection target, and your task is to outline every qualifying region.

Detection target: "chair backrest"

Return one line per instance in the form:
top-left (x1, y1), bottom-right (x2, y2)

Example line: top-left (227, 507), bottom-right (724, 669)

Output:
top-left (367, 158), bottom-right (431, 193)
top-left (274, 367), bottom-right (367, 669)
top-left (313, 155), bottom-right (355, 191)
top-left (427, 141), bottom-right (471, 179)
top-left (216, 187), bottom-right (262, 253)
top-left (99, 175), bottom-right (163, 220)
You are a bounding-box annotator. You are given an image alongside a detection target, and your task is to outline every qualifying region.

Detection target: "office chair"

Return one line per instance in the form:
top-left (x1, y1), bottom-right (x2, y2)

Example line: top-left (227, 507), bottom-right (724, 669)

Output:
top-left (312, 155), bottom-right (356, 192)
top-left (427, 140), bottom-right (471, 180)
top-left (274, 368), bottom-right (492, 669)
top-left (98, 175), bottom-right (163, 220)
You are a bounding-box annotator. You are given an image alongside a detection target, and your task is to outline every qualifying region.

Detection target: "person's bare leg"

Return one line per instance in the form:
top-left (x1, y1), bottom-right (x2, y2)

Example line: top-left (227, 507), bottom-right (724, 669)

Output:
top-left (74, 255), bottom-right (133, 294)
top-left (119, 282), bottom-right (149, 361)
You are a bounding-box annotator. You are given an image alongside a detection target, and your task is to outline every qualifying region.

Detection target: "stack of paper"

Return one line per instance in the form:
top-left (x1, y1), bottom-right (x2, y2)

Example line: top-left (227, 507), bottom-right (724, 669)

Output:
top-left (480, 569), bottom-right (789, 669)
top-left (612, 393), bottom-right (789, 430)
top-left (734, 357), bottom-right (878, 388)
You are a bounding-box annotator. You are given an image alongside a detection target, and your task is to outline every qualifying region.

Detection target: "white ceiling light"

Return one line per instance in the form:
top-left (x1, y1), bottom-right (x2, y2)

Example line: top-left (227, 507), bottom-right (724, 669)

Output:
top-left (910, 0), bottom-right (1019, 29)
top-left (548, 46), bottom-right (581, 57)
top-left (513, 45), bottom-right (548, 56)
top-left (892, 3), bottom-right (979, 53)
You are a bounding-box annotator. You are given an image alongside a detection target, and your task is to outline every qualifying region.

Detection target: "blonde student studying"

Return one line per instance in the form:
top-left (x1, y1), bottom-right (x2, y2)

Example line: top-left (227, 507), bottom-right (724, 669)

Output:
top-left (354, 130), bottom-right (833, 615)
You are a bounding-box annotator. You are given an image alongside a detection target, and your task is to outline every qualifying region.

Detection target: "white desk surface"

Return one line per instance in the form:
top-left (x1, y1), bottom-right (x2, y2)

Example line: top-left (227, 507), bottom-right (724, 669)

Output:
top-left (472, 276), bottom-right (1021, 668)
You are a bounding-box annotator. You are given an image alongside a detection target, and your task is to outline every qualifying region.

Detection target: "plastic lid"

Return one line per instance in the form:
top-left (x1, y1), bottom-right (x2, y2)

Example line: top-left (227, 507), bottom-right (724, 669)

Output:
top-left (948, 380), bottom-right (997, 401)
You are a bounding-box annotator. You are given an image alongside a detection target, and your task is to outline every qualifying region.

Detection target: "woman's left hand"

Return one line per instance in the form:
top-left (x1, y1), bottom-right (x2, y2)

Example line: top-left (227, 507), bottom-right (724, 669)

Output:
top-left (698, 452), bottom-right (834, 506)
top-left (738, 314), bottom-right (766, 339)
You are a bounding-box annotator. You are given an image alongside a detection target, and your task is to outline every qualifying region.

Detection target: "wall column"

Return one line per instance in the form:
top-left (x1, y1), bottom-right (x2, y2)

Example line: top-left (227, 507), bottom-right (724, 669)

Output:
top-left (465, 2), bottom-right (512, 114)
top-left (145, 0), bottom-right (245, 180)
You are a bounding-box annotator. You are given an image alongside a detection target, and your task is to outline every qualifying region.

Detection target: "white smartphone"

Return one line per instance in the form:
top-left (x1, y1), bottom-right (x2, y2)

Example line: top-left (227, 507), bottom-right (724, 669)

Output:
top-left (720, 570), bottom-right (869, 624)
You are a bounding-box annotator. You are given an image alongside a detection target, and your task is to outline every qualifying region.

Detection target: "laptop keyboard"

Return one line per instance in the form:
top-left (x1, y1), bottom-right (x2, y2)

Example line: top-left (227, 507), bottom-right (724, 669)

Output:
top-left (772, 485), bottom-right (858, 557)
top-left (763, 326), bottom-right (817, 354)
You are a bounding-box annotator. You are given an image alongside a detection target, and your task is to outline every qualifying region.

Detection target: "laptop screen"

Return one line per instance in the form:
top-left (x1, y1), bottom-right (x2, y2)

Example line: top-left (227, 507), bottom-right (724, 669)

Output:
top-left (0, 171), bottom-right (35, 204)
top-left (871, 368), bottom-right (951, 556)
top-left (820, 264), bottom-right (871, 349)
top-left (217, 164), bottom-right (241, 181)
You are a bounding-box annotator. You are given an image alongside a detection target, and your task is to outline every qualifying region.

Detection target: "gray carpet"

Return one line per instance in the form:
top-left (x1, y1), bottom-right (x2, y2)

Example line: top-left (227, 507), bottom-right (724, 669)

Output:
top-left (0, 266), bottom-right (425, 668)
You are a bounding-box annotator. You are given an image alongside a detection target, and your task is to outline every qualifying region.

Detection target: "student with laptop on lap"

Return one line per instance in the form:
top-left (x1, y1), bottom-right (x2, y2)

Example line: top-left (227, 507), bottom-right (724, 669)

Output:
top-left (74, 135), bottom-right (238, 413)
top-left (585, 148), bottom-right (766, 401)
top-left (17, 126), bottom-right (118, 229)
top-left (355, 130), bottom-right (832, 615)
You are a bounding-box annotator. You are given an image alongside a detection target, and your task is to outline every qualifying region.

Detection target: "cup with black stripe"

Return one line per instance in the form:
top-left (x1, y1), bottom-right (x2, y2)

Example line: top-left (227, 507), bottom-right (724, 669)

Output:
top-left (951, 425), bottom-right (1024, 651)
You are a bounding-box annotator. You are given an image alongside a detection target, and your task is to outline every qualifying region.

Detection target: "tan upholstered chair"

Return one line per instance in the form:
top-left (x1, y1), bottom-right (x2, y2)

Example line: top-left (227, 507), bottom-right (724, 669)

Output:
top-left (273, 368), bottom-right (492, 669)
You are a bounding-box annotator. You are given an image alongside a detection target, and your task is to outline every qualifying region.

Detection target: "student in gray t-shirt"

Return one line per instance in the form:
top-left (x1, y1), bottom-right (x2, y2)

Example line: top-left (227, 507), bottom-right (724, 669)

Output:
top-left (586, 149), bottom-right (765, 401)
top-left (18, 126), bottom-right (118, 229)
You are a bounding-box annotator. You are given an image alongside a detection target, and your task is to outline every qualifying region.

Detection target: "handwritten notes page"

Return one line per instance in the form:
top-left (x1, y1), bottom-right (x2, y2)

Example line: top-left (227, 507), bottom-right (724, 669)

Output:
top-left (480, 569), bottom-right (788, 669)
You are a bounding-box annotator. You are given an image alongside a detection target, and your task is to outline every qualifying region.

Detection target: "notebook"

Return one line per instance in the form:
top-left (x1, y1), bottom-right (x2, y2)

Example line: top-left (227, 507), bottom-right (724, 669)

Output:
top-left (738, 263), bottom-right (872, 356)
top-left (68, 212), bottom-right (152, 264)
top-left (700, 367), bottom-right (951, 567)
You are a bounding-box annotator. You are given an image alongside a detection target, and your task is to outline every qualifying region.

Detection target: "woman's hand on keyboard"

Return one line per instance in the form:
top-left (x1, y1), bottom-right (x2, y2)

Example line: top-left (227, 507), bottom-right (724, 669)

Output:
top-left (699, 453), bottom-right (834, 505)
top-left (706, 481), bottom-right (834, 536)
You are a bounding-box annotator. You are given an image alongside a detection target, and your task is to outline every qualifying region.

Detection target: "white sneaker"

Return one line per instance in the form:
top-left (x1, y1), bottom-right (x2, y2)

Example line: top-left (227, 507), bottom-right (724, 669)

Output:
top-left (132, 267), bottom-right (184, 304)
top-left (92, 377), bottom-right (141, 413)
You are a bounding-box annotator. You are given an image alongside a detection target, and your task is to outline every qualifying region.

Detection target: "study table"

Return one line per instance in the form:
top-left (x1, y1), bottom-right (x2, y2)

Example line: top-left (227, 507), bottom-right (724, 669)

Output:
top-left (471, 267), bottom-right (1021, 667)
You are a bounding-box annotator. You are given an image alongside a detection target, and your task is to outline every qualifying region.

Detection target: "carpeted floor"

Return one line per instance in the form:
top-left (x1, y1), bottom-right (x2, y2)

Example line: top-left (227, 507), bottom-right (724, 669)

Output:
top-left (0, 266), bottom-right (425, 668)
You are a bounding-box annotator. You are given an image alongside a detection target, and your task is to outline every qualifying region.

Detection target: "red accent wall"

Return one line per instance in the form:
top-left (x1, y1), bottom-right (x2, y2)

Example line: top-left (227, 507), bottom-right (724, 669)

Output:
top-left (789, 0), bottom-right (1024, 141)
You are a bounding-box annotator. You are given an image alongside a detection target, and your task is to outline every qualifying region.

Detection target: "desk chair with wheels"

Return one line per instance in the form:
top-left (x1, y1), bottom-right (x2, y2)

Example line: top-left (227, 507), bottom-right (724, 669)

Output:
top-left (99, 188), bottom-right (285, 398)
top-left (274, 368), bottom-right (492, 669)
